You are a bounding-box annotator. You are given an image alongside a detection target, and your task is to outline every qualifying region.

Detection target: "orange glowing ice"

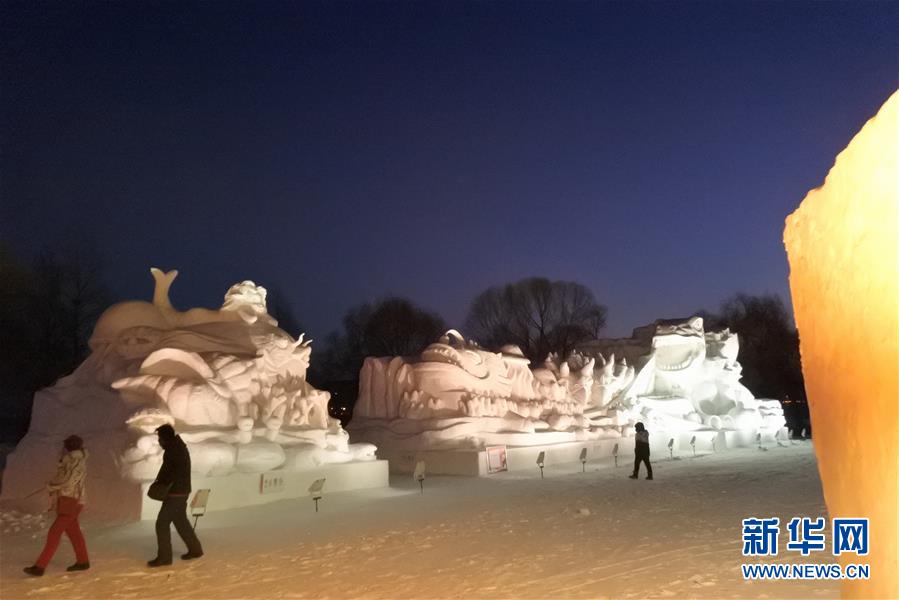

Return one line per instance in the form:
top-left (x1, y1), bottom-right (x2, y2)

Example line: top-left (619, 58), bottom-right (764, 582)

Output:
top-left (784, 90), bottom-right (898, 599)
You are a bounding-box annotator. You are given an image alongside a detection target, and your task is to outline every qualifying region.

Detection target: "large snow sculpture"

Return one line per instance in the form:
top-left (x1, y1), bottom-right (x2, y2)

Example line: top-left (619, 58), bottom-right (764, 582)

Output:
top-left (3, 269), bottom-right (376, 517)
top-left (350, 321), bottom-right (785, 468)
top-left (784, 91), bottom-right (898, 599)
top-left (350, 330), bottom-right (635, 450)
top-left (583, 317), bottom-right (786, 437)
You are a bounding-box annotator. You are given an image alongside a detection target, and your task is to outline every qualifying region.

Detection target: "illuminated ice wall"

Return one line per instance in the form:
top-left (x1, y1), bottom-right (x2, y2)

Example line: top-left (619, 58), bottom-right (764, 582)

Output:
top-left (784, 91), bottom-right (898, 599)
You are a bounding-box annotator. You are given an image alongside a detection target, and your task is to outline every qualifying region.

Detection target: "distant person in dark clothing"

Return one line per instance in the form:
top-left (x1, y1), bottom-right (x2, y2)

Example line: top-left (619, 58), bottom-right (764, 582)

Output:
top-left (629, 422), bottom-right (653, 480)
top-left (148, 424), bottom-right (203, 567)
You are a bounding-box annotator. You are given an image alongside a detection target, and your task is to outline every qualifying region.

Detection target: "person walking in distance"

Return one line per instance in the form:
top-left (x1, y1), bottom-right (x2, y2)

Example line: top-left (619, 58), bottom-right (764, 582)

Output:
top-left (148, 424), bottom-right (203, 567)
top-left (629, 422), bottom-right (653, 480)
top-left (23, 435), bottom-right (91, 576)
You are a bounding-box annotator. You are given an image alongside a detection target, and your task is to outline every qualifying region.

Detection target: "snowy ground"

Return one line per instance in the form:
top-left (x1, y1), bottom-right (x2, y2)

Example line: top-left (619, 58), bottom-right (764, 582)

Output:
top-left (1, 443), bottom-right (838, 599)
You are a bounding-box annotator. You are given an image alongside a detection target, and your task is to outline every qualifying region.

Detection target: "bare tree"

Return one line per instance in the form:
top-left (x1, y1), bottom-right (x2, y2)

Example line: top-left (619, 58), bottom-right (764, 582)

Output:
top-left (31, 244), bottom-right (109, 377)
top-left (701, 293), bottom-right (805, 401)
top-left (310, 297), bottom-right (446, 385)
top-left (0, 243), bottom-right (110, 441)
top-left (465, 277), bottom-right (607, 361)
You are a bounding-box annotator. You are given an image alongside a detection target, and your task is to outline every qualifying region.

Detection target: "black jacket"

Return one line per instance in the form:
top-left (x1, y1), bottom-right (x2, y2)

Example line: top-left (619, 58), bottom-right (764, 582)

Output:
top-left (634, 430), bottom-right (651, 458)
top-left (155, 435), bottom-right (192, 495)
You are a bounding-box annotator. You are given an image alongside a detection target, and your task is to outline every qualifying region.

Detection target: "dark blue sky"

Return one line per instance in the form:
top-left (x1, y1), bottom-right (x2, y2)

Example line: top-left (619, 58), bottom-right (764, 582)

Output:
top-left (2, 1), bottom-right (897, 339)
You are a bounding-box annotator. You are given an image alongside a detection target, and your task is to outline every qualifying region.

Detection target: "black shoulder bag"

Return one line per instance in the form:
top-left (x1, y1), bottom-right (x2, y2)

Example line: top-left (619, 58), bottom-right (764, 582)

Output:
top-left (147, 480), bottom-right (172, 501)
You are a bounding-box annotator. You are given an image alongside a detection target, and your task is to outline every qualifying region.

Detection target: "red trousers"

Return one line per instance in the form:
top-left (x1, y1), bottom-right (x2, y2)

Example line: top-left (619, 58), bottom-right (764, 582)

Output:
top-left (35, 497), bottom-right (89, 568)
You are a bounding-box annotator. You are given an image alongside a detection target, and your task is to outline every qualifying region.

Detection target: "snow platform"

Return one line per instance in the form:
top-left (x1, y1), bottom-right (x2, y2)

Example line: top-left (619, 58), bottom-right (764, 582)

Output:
top-left (379, 426), bottom-right (789, 476)
top-left (139, 460), bottom-right (389, 520)
top-left (380, 438), bottom-right (635, 476)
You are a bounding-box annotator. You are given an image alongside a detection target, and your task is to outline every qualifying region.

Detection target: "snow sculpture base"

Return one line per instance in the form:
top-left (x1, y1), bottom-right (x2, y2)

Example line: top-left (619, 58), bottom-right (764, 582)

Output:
top-left (139, 459), bottom-right (388, 520)
top-left (365, 427), bottom-right (785, 475)
top-left (379, 440), bottom-right (631, 476)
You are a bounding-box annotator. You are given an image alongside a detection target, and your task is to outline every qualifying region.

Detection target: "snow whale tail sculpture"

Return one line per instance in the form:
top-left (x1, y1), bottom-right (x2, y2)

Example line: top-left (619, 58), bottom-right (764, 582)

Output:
top-left (89, 266), bottom-right (278, 354)
top-left (150, 267), bottom-right (178, 310)
top-left (2, 268), bottom-right (377, 519)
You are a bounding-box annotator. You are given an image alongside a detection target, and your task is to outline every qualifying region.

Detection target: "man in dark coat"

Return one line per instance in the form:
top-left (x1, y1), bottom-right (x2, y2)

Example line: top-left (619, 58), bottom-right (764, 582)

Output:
top-left (148, 424), bottom-right (204, 567)
top-left (628, 421), bottom-right (653, 480)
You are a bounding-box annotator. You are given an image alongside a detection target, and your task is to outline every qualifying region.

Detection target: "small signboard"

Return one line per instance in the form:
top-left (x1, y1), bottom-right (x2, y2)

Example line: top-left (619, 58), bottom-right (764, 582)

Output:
top-left (191, 489), bottom-right (211, 515)
top-left (413, 460), bottom-right (426, 482)
top-left (308, 478), bottom-right (326, 499)
top-left (260, 472), bottom-right (286, 495)
top-left (413, 460), bottom-right (426, 494)
top-left (308, 478), bottom-right (326, 512)
top-left (190, 488), bottom-right (211, 530)
top-left (486, 445), bottom-right (508, 474)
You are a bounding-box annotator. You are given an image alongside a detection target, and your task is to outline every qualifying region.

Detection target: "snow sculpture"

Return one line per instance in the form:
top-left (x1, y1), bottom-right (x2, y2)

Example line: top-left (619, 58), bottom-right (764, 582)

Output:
top-left (350, 330), bottom-right (636, 450)
top-left (3, 269), bottom-right (376, 517)
top-left (583, 317), bottom-right (786, 437)
top-left (351, 320), bottom-right (784, 460)
top-left (784, 91), bottom-right (898, 599)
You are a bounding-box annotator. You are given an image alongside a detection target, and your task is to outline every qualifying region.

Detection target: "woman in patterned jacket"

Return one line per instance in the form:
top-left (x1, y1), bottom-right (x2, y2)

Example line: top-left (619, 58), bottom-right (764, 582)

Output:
top-left (23, 435), bottom-right (91, 576)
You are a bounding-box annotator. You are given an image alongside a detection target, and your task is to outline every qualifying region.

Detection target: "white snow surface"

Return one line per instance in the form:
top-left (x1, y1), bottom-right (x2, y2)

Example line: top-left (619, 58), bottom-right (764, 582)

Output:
top-left (1, 444), bottom-right (836, 599)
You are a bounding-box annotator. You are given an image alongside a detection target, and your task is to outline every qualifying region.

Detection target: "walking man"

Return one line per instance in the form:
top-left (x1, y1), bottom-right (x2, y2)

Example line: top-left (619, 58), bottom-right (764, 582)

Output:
top-left (148, 424), bottom-right (203, 567)
top-left (629, 422), bottom-right (653, 480)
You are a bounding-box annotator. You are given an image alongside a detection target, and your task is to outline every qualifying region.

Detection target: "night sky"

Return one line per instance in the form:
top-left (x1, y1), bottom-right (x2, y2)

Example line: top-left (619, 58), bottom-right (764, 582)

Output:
top-left (2, 1), bottom-right (897, 340)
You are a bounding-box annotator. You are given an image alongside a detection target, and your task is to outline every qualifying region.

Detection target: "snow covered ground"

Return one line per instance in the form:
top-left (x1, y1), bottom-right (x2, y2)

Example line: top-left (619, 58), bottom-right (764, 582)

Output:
top-left (1, 443), bottom-right (837, 599)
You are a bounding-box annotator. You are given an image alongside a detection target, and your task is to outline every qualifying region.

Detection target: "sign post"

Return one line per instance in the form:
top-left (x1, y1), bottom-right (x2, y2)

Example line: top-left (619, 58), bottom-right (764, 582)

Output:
top-left (190, 489), bottom-right (211, 531)
top-left (485, 445), bottom-right (508, 474)
top-left (413, 460), bottom-right (426, 494)
top-left (308, 478), bottom-right (326, 512)
top-left (776, 428), bottom-right (789, 447)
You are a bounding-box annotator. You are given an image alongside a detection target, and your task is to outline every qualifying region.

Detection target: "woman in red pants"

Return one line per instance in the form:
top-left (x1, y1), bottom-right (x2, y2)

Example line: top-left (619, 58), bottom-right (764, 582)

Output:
top-left (24, 435), bottom-right (91, 576)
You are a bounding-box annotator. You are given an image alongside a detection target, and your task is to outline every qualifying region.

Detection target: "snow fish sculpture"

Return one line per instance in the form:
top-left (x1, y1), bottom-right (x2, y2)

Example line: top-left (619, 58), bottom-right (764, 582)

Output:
top-left (2, 268), bottom-right (376, 517)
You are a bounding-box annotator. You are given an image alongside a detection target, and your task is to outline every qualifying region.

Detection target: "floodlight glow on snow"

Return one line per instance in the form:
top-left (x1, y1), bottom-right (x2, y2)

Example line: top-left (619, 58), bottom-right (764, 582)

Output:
top-left (784, 90), bottom-right (899, 599)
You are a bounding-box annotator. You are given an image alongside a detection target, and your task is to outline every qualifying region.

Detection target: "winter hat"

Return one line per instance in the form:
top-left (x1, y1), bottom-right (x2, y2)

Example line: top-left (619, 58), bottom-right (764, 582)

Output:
top-left (63, 435), bottom-right (84, 452)
top-left (634, 422), bottom-right (645, 432)
top-left (155, 424), bottom-right (176, 440)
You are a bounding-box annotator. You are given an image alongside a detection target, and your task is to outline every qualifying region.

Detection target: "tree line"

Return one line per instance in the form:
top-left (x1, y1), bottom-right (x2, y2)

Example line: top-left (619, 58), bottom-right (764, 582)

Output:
top-left (1, 245), bottom-right (110, 441)
top-left (0, 245), bottom-right (806, 440)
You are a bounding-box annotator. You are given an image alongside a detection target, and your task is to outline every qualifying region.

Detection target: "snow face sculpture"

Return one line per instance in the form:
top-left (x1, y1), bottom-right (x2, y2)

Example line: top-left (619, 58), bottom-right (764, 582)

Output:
top-left (2, 269), bottom-right (377, 513)
top-left (350, 330), bottom-right (635, 449)
top-left (583, 317), bottom-right (785, 436)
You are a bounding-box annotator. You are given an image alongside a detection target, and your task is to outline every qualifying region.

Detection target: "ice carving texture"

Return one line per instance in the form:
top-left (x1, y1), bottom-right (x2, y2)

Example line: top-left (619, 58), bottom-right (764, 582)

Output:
top-left (784, 91), bottom-right (898, 599)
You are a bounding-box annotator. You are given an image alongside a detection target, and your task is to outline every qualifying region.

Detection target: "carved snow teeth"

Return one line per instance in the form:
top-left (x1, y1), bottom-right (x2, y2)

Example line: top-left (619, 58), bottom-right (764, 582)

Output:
top-left (658, 357), bottom-right (695, 371)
